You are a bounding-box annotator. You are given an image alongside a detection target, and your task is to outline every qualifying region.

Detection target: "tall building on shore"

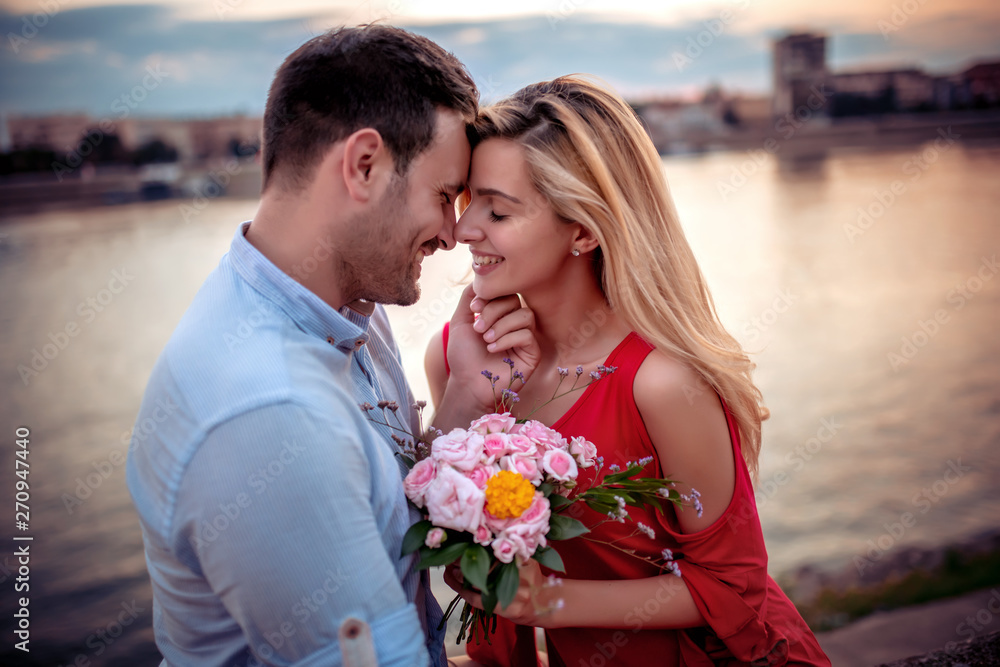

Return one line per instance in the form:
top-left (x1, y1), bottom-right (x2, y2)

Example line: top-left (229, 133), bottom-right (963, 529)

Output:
top-left (772, 33), bottom-right (828, 117)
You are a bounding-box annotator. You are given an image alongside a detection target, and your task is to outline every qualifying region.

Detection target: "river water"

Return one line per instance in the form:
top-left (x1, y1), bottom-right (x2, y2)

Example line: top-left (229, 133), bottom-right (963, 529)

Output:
top-left (1, 143), bottom-right (998, 664)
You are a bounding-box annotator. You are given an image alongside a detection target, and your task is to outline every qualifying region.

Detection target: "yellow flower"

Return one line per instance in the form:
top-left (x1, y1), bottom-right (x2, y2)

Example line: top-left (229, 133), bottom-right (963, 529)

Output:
top-left (485, 470), bottom-right (535, 519)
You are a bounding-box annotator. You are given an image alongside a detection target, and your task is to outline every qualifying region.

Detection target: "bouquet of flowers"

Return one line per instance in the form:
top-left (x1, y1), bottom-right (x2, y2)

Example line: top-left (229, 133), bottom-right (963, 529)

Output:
top-left (364, 360), bottom-right (698, 644)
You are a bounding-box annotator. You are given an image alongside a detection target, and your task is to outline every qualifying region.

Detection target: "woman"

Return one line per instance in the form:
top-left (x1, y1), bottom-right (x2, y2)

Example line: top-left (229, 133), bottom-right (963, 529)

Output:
top-left (426, 76), bottom-right (830, 666)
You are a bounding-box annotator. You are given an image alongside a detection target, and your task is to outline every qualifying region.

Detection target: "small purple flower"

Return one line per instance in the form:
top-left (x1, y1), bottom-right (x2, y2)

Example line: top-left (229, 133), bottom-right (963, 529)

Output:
top-left (557, 367), bottom-right (569, 377)
top-left (576, 365), bottom-right (584, 376)
top-left (481, 370), bottom-right (494, 380)
top-left (359, 402), bottom-right (374, 411)
top-left (589, 371), bottom-right (601, 380)
top-left (608, 463), bottom-right (620, 473)
top-left (666, 560), bottom-right (682, 577)
top-left (638, 456), bottom-right (653, 467)
top-left (513, 370), bottom-right (525, 382)
top-left (637, 522), bottom-right (655, 539)
top-left (501, 388), bottom-right (520, 403)
top-left (414, 400), bottom-right (427, 409)
top-left (502, 357), bottom-right (515, 368)
top-left (661, 548), bottom-right (673, 561)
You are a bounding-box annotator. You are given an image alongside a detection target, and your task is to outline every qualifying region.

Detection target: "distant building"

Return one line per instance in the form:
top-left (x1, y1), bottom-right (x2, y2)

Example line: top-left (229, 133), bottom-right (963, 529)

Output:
top-left (963, 61), bottom-right (1000, 107)
top-left (772, 33), bottom-right (828, 117)
top-left (828, 68), bottom-right (935, 115)
top-left (2, 113), bottom-right (262, 163)
top-left (7, 114), bottom-right (93, 153)
top-left (772, 33), bottom-right (997, 118)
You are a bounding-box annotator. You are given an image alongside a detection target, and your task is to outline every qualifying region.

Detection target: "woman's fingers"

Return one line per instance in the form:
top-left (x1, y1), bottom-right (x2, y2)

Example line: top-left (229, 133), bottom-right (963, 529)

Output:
top-left (471, 294), bottom-right (523, 334)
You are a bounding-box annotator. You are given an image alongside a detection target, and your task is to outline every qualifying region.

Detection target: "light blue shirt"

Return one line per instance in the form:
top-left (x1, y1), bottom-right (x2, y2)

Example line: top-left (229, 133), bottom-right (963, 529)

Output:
top-left (127, 222), bottom-right (445, 666)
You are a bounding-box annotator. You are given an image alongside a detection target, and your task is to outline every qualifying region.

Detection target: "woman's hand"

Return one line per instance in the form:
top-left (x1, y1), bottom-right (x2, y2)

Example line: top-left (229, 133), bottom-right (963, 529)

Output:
top-left (445, 285), bottom-right (541, 412)
top-left (443, 558), bottom-right (564, 629)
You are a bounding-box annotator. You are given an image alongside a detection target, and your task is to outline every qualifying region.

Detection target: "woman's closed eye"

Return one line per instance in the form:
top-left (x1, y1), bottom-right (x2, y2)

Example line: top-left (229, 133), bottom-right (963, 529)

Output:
top-left (489, 211), bottom-right (507, 223)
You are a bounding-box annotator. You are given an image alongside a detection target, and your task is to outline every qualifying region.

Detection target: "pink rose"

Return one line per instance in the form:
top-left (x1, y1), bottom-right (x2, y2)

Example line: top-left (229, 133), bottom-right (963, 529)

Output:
top-left (504, 530), bottom-right (535, 564)
top-left (473, 522), bottom-right (493, 546)
top-left (542, 448), bottom-right (579, 482)
top-left (431, 428), bottom-right (485, 472)
top-left (512, 493), bottom-right (551, 538)
top-left (465, 463), bottom-right (498, 490)
top-left (501, 452), bottom-right (543, 485)
top-left (470, 412), bottom-right (515, 435)
top-left (403, 458), bottom-right (438, 507)
top-left (482, 433), bottom-right (512, 464)
top-left (569, 436), bottom-right (598, 469)
top-left (491, 534), bottom-right (517, 564)
top-left (518, 420), bottom-right (568, 452)
top-left (506, 433), bottom-right (537, 457)
top-left (424, 467), bottom-right (486, 533)
top-left (483, 509), bottom-right (513, 534)
top-left (425, 527), bottom-right (447, 549)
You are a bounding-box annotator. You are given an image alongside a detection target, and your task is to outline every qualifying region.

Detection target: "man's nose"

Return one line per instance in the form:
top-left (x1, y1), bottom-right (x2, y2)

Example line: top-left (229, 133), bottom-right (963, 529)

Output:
top-left (436, 203), bottom-right (458, 250)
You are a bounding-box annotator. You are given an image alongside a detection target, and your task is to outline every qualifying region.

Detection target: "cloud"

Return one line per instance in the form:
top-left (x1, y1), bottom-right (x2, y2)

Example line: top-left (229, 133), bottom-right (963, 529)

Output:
top-left (0, 3), bottom-right (997, 117)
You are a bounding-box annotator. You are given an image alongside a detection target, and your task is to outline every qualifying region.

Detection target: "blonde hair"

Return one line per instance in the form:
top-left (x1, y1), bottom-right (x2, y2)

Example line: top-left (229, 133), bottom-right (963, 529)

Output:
top-left (469, 75), bottom-right (768, 477)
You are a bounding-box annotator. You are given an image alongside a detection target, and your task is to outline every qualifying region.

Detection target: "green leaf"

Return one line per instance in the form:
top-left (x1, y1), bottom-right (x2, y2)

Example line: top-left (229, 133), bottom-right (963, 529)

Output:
top-left (548, 493), bottom-right (573, 510)
top-left (417, 541), bottom-right (469, 569)
top-left (461, 545), bottom-right (490, 592)
top-left (481, 586), bottom-right (498, 615)
top-left (548, 513), bottom-right (590, 541)
top-left (395, 452), bottom-right (416, 470)
top-left (533, 546), bottom-right (566, 573)
top-left (538, 482), bottom-right (554, 497)
top-left (401, 520), bottom-right (432, 556)
top-left (496, 561), bottom-right (520, 610)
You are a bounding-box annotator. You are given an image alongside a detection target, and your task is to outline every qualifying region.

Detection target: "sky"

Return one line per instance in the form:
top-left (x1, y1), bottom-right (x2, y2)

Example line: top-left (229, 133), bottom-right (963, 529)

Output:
top-left (1, 0), bottom-right (999, 117)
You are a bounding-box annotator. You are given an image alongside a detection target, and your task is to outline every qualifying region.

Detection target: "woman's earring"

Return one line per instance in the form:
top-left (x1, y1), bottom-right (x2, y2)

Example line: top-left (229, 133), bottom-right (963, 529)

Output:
top-left (571, 248), bottom-right (580, 257)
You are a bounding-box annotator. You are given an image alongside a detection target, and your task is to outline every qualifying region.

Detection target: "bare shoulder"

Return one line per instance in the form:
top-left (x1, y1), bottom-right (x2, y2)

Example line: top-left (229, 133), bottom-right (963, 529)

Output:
top-left (633, 349), bottom-right (709, 414)
top-left (633, 349), bottom-right (735, 531)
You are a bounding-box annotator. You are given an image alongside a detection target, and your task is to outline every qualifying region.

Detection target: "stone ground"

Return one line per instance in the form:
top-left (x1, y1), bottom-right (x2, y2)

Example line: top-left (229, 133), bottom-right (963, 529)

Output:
top-left (816, 587), bottom-right (1000, 666)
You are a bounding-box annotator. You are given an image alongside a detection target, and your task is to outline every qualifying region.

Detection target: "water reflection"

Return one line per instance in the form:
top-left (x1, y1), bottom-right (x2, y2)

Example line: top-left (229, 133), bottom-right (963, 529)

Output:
top-left (1, 144), bottom-right (997, 664)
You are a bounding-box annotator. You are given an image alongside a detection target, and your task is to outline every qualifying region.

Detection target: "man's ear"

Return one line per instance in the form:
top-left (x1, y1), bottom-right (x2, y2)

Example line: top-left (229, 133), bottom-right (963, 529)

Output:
top-left (341, 128), bottom-right (394, 203)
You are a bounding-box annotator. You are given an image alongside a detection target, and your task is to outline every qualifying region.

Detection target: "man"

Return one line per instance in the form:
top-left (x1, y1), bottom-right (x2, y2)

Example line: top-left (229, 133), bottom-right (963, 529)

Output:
top-left (127, 25), bottom-right (536, 667)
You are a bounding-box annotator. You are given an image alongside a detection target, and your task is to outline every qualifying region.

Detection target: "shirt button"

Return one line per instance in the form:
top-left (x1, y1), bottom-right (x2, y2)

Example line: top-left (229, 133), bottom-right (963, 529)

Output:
top-left (326, 336), bottom-right (335, 345)
top-left (354, 339), bottom-right (365, 348)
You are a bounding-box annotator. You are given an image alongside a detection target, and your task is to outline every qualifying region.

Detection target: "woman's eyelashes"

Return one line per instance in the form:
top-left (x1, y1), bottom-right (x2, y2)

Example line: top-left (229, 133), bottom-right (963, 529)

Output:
top-left (489, 211), bottom-right (507, 223)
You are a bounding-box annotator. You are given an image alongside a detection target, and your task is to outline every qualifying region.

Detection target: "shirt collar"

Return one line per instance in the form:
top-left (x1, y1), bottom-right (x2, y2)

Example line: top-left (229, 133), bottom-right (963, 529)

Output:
top-left (229, 221), bottom-right (370, 354)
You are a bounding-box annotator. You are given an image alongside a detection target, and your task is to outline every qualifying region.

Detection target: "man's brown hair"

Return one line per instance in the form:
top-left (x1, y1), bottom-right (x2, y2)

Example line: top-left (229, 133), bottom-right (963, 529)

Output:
top-left (262, 24), bottom-right (478, 192)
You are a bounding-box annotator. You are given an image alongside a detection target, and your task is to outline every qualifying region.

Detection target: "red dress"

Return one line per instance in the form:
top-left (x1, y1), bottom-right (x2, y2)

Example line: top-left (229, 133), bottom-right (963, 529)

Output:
top-left (443, 326), bottom-right (830, 666)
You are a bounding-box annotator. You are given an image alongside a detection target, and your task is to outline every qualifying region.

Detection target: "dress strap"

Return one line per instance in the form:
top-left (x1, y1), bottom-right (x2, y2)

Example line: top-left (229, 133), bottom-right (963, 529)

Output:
top-left (442, 321), bottom-right (451, 376)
